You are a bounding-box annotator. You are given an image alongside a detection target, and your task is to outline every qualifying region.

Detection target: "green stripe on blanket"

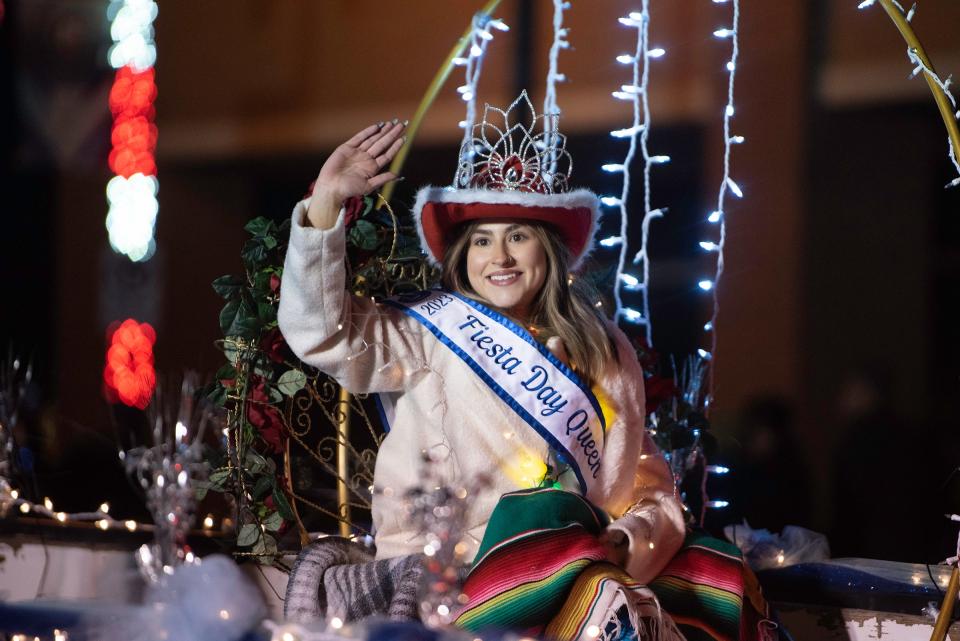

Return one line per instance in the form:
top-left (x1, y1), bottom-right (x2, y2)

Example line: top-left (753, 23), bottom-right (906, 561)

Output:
top-left (471, 487), bottom-right (609, 563)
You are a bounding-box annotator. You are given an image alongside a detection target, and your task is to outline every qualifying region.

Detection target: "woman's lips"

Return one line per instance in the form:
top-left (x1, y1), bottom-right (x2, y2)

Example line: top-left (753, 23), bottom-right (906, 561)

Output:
top-left (486, 271), bottom-right (521, 286)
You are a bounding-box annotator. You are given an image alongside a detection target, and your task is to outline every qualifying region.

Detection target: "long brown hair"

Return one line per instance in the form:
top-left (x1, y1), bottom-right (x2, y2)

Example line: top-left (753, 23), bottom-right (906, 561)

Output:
top-left (441, 220), bottom-right (617, 386)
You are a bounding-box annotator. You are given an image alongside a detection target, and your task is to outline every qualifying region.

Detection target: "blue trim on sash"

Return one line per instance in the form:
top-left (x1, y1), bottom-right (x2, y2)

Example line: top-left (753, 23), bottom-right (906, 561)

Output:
top-left (373, 393), bottom-right (391, 434)
top-left (383, 297), bottom-right (590, 495)
top-left (448, 291), bottom-right (607, 434)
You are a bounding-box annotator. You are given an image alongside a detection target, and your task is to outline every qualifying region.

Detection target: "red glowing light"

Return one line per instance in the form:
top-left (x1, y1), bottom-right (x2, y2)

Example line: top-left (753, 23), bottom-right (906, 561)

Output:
top-left (109, 65), bottom-right (158, 179)
top-left (103, 318), bottom-right (156, 410)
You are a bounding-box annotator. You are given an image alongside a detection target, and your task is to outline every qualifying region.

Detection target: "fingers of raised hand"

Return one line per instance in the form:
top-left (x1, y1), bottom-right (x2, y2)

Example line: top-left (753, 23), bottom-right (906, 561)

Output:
top-left (367, 171), bottom-right (399, 192)
top-left (374, 136), bottom-right (406, 168)
top-left (363, 120), bottom-right (407, 156)
top-left (357, 120), bottom-right (396, 151)
top-left (345, 122), bottom-right (384, 148)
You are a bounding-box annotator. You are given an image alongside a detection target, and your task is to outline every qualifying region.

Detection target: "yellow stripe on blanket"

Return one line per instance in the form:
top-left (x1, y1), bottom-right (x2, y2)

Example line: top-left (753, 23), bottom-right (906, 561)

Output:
top-left (544, 562), bottom-right (642, 641)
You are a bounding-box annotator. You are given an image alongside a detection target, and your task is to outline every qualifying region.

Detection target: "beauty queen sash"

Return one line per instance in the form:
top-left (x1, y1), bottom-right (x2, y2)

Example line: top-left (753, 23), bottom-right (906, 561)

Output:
top-left (382, 289), bottom-right (606, 495)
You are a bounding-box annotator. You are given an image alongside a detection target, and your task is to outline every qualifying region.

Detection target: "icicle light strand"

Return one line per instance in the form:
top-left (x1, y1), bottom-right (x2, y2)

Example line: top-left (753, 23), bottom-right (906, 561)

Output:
top-left (702, 0), bottom-right (742, 410)
top-left (605, 4), bottom-right (669, 342)
top-left (454, 13), bottom-right (509, 181)
top-left (543, 0), bottom-right (570, 175)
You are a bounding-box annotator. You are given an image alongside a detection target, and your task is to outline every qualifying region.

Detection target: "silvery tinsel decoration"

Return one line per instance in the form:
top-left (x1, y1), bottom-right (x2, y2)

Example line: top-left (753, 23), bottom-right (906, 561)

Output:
top-left (122, 373), bottom-right (216, 582)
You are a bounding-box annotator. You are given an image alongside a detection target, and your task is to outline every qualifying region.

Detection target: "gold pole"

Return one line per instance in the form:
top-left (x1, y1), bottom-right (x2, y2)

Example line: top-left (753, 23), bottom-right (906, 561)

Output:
top-left (876, 0), bottom-right (960, 175)
top-left (336, 386), bottom-right (351, 538)
top-left (283, 436), bottom-right (310, 546)
top-left (930, 565), bottom-right (959, 641)
top-left (379, 0), bottom-right (505, 206)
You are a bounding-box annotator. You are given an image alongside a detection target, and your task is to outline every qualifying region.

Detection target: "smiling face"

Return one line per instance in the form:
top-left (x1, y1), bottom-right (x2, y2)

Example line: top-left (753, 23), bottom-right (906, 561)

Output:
top-left (465, 221), bottom-right (548, 321)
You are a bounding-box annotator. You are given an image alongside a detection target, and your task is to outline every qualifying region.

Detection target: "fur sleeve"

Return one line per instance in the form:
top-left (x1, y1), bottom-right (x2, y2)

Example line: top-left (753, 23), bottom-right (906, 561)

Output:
top-left (277, 200), bottom-right (430, 394)
top-left (591, 322), bottom-right (687, 584)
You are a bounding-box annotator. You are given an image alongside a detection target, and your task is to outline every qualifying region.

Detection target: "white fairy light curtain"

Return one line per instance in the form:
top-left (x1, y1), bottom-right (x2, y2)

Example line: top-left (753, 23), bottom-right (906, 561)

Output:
top-left (700, 0), bottom-right (745, 406)
top-left (454, 12), bottom-right (510, 173)
top-left (599, 3), bottom-right (669, 340)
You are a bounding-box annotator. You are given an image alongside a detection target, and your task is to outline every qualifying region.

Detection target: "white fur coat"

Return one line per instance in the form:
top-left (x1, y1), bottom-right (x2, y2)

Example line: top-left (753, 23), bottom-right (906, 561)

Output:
top-left (277, 200), bottom-right (686, 584)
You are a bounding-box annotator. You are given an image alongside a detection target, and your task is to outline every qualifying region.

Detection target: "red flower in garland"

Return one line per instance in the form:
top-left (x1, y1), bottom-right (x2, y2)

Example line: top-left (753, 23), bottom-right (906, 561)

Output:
top-left (246, 378), bottom-right (286, 454)
top-left (304, 181), bottom-right (364, 228)
top-left (643, 376), bottom-right (677, 414)
top-left (631, 337), bottom-right (677, 414)
top-left (342, 196), bottom-right (364, 228)
top-left (261, 327), bottom-right (289, 364)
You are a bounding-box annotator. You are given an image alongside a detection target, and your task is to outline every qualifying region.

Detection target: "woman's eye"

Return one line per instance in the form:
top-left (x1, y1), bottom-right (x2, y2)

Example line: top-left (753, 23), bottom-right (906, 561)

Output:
top-left (473, 237), bottom-right (489, 246)
top-left (510, 233), bottom-right (526, 242)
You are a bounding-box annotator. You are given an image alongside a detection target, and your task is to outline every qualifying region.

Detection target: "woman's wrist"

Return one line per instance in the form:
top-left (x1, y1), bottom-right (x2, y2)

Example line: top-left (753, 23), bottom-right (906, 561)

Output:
top-left (304, 186), bottom-right (343, 230)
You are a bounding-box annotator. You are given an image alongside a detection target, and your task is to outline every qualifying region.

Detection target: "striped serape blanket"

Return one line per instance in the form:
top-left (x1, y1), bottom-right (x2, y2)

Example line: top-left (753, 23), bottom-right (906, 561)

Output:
top-left (650, 532), bottom-right (776, 641)
top-left (455, 488), bottom-right (775, 641)
top-left (454, 488), bottom-right (684, 640)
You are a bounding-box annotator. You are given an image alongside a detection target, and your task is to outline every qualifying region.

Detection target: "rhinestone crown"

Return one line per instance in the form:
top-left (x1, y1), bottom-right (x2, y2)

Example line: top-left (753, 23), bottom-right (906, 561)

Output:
top-left (454, 91), bottom-right (573, 195)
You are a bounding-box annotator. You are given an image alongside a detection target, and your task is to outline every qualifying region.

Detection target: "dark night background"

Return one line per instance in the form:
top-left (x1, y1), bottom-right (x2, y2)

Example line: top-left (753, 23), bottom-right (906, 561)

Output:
top-left (1, 0), bottom-right (959, 563)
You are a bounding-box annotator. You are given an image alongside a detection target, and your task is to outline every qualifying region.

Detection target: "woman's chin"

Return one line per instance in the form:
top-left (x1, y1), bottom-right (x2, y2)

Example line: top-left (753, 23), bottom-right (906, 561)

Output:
top-left (477, 289), bottom-right (523, 312)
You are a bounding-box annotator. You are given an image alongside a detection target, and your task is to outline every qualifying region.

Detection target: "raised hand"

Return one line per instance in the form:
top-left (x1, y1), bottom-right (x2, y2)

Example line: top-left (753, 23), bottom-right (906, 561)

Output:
top-left (306, 119), bottom-right (407, 229)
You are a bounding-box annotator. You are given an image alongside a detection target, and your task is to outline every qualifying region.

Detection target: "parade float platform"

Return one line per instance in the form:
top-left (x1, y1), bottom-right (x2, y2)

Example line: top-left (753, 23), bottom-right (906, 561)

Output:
top-left (0, 526), bottom-right (957, 640)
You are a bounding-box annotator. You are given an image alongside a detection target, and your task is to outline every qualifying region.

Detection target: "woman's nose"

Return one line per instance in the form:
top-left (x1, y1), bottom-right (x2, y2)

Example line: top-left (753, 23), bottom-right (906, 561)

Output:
top-left (492, 243), bottom-right (515, 265)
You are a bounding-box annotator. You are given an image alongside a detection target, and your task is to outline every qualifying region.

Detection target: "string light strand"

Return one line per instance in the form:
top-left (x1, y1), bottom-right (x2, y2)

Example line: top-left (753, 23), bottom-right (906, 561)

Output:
top-left (857, 0), bottom-right (960, 188)
top-left (702, 0), bottom-right (743, 410)
top-left (105, 0), bottom-right (160, 262)
top-left (543, 0), bottom-right (570, 176)
top-left (605, 5), bottom-right (669, 341)
top-left (454, 12), bottom-right (509, 181)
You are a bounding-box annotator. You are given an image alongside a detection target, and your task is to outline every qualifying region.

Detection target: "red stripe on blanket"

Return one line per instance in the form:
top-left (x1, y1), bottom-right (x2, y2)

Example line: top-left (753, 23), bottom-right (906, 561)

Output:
top-left (463, 527), bottom-right (605, 604)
